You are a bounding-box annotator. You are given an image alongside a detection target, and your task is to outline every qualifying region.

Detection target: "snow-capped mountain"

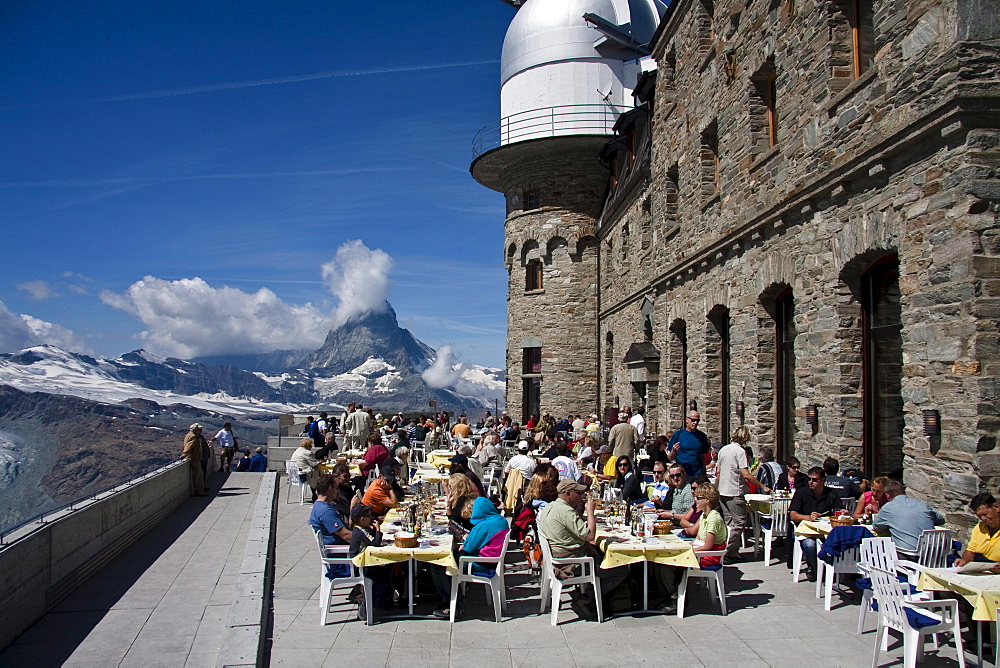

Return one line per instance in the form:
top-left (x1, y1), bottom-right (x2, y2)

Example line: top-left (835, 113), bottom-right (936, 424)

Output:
top-left (0, 304), bottom-right (504, 413)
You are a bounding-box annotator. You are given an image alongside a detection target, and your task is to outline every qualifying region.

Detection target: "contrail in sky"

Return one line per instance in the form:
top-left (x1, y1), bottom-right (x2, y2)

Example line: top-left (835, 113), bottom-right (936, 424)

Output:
top-left (1, 60), bottom-right (499, 109)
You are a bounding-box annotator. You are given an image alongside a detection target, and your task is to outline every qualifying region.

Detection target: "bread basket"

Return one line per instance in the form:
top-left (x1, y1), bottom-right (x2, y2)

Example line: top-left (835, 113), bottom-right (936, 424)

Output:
top-left (829, 515), bottom-right (856, 527)
top-left (652, 520), bottom-right (674, 535)
top-left (394, 532), bottom-right (418, 548)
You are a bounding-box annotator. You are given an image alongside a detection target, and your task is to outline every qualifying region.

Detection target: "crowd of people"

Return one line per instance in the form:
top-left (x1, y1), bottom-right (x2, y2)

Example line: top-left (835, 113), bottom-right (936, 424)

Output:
top-left (187, 404), bottom-right (1000, 626)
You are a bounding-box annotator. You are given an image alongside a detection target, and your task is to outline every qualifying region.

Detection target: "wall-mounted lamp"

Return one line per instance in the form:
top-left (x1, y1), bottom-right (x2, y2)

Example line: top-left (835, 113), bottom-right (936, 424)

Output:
top-left (805, 405), bottom-right (819, 427)
top-left (688, 399), bottom-right (698, 411)
top-left (735, 400), bottom-right (745, 424)
top-left (923, 409), bottom-right (941, 437)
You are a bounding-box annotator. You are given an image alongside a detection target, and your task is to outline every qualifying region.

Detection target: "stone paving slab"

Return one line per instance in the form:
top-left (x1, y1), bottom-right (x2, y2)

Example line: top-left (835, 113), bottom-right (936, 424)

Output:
top-left (270, 480), bottom-right (978, 667)
top-left (0, 473), bottom-right (264, 668)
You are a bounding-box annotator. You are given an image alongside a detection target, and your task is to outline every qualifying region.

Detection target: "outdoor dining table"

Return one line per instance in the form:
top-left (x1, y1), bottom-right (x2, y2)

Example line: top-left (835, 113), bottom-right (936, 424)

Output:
top-left (917, 567), bottom-right (1000, 664)
top-left (594, 515), bottom-right (699, 612)
top-left (427, 449), bottom-right (455, 468)
top-left (351, 504), bottom-right (458, 617)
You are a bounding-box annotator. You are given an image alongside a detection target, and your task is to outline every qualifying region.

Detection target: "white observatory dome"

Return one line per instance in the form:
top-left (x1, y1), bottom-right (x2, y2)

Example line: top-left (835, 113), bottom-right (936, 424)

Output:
top-left (498, 0), bottom-right (666, 144)
top-left (501, 0), bottom-right (665, 84)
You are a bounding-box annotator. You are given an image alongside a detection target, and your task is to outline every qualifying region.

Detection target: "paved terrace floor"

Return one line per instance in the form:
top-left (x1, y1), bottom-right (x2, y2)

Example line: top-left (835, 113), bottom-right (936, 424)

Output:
top-left (271, 482), bottom-right (976, 668)
top-left (0, 472), bottom-right (262, 668)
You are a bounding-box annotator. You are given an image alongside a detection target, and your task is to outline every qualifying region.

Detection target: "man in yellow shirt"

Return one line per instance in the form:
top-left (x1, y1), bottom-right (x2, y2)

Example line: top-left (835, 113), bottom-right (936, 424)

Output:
top-left (956, 492), bottom-right (1000, 568)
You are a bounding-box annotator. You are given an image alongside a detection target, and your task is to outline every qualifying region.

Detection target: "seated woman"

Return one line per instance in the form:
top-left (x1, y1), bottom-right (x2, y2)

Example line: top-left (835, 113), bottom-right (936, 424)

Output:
top-left (641, 436), bottom-right (671, 471)
top-left (675, 475), bottom-right (709, 537)
top-left (348, 504), bottom-right (394, 617)
top-left (691, 482), bottom-right (728, 567)
top-left (853, 475), bottom-right (889, 519)
top-left (432, 496), bottom-right (510, 618)
top-left (782, 456), bottom-right (808, 491)
top-left (955, 492), bottom-right (1000, 571)
top-left (575, 435), bottom-right (598, 468)
top-left (614, 456), bottom-right (646, 505)
top-left (361, 463), bottom-right (402, 517)
top-left (446, 473), bottom-right (480, 531)
top-left (512, 475), bottom-right (558, 541)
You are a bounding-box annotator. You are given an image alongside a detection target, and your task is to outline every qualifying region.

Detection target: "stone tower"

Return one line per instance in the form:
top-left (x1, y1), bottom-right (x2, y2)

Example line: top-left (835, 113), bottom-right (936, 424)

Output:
top-left (471, 0), bottom-right (666, 422)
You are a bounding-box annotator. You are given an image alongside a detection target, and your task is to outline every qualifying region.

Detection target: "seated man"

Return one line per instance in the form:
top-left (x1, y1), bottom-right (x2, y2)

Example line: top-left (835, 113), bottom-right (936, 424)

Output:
top-left (955, 492), bottom-right (1000, 570)
top-left (789, 467), bottom-right (845, 580)
top-left (504, 440), bottom-right (537, 481)
top-left (821, 456), bottom-right (861, 501)
top-left (309, 475), bottom-right (353, 579)
top-left (451, 416), bottom-right (473, 439)
top-left (362, 463), bottom-right (403, 516)
top-left (646, 462), bottom-right (672, 510)
top-left (872, 480), bottom-right (945, 554)
top-left (291, 438), bottom-right (320, 501)
top-left (314, 432), bottom-right (338, 460)
top-left (456, 443), bottom-right (484, 480)
top-left (537, 479), bottom-right (628, 619)
top-left (551, 443), bottom-right (583, 482)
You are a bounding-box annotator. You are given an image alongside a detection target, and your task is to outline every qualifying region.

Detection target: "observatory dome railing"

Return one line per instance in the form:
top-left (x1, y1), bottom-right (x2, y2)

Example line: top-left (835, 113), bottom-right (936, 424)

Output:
top-left (472, 104), bottom-right (630, 158)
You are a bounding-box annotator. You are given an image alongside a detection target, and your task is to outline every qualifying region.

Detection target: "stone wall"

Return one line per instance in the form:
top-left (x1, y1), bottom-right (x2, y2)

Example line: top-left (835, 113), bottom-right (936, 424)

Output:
top-left (594, 0), bottom-right (1000, 525)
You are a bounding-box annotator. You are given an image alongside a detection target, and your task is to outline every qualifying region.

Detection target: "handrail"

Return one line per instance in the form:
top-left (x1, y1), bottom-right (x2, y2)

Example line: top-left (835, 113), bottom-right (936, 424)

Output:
top-left (0, 459), bottom-right (186, 546)
top-left (472, 103), bottom-right (631, 158)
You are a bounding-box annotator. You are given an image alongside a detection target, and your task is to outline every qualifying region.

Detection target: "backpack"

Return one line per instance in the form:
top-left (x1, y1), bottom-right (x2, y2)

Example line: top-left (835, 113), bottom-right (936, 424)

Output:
top-left (307, 420), bottom-right (321, 439)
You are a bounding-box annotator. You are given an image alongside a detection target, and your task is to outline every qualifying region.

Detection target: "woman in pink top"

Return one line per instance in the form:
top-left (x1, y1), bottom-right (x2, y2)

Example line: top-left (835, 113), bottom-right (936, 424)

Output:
top-left (853, 475), bottom-right (889, 518)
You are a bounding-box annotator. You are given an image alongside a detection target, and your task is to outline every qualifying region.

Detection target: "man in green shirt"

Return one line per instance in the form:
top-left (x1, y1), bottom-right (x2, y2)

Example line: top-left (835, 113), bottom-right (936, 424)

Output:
top-left (538, 479), bottom-right (628, 619)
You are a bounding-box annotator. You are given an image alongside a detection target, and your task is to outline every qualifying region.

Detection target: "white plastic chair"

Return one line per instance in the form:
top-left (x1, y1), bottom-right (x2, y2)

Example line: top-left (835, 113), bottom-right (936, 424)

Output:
top-left (758, 497), bottom-right (791, 566)
top-left (449, 529), bottom-right (510, 622)
top-left (409, 440), bottom-right (426, 463)
top-left (817, 539), bottom-right (862, 611)
top-left (792, 533), bottom-right (810, 582)
top-left (677, 550), bottom-right (728, 618)
top-left (869, 566), bottom-right (964, 668)
top-left (915, 529), bottom-right (953, 570)
top-left (856, 537), bottom-right (924, 634)
top-left (313, 530), bottom-right (373, 626)
top-left (285, 460), bottom-right (306, 505)
top-left (537, 530), bottom-right (604, 625)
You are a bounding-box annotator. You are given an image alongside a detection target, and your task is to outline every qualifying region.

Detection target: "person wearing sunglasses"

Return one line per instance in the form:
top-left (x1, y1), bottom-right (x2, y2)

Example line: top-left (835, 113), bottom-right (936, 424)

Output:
top-left (666, 410), bottom-right (710, 477)
top-left (788, 467), bottom-right (846, 580)
top-left (654, 464), bottom-right (695, 519)
top-left (784, 456), bottom-right (808, 490)
top-left (614, 456), bottom-right (646, 505)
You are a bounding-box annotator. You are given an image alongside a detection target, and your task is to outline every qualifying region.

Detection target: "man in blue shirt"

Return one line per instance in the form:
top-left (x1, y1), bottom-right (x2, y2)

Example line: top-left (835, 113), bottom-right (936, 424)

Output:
top-left (309, 476), bottom-right (353, 578)
top-left (667, 411), bottom-right (710, 477)
top-left (872, 480), bottom-right (945, 553)
top-left (248, 447), bottom-right (268, 472)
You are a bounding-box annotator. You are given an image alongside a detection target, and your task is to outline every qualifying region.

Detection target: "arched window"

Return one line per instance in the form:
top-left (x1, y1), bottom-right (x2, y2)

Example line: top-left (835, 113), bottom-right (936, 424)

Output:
top-left (525, 260), bottom-right (543, 291)
top-left (774, 289), bottom-right (795, 461)
top-left (862, 256), bottom-right (903, 478)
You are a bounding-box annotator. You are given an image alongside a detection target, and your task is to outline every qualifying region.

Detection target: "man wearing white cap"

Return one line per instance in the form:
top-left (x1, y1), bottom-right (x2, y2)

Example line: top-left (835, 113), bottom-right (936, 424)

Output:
top-left (503, 440), bottom-right (537, 481)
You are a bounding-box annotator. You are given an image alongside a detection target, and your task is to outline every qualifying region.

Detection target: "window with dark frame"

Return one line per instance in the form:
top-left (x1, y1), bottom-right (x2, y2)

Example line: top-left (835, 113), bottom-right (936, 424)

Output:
top-left (522, 346), bottom-right (542, 375)
top-left (525, 191), bottom-right (541, 210)
top-left (700, 121), bottom-right (720, 198)
top-left (751, 60), bottom-right (778, 152)
top-left (774, 289), bottom-right (795, 461)
top-left (862, 257), bottom-right (904, 479)
top-left (525, 260), bottom-right (543, 291)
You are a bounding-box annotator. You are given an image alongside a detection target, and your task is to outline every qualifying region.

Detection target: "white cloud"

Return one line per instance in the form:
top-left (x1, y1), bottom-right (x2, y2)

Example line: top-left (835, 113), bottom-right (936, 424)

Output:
top-left (0, 300), bottom-right (87, 353)
top-left (322, 240), bottom-right (394, 327)
top-left (421, 344), bottom-right (464, 389)
top-left (17, 280), bottom-right (57, 300)
top-left (100, 277), bottom-right (334, 358)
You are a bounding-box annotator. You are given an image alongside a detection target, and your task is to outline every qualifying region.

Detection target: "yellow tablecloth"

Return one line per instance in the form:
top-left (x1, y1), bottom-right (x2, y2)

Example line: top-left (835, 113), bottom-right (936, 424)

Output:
top-left (316, 462), bottom-right (361, 476)
top-left (596, 529), bottom-right (700, 569)
top-left (745, 493), bottom-right (773, 514)
top-left (353, 505), bottom-right (457, 574)
top-left (795, 519), bottom-right (833, 538)
top-left (918, 568), bottom-right (1000, 621)
top-left (427, 449), bottom-right (455, 468)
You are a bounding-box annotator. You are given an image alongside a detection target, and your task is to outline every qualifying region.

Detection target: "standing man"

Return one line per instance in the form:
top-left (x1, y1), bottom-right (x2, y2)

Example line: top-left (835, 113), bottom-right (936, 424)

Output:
top-left (344, 404), bottom-right (372, 451)
top-left (312, 412), bottom-right (330, 449)
top-left (211, 422), bottom-right (237, 473)
top-left (608, 412), bottom-right (640, 460)
top-left (629, 408), bottom-right (646, 444)
top-left (181, 423), bottom-right (208, 496)
top-left (715, 426), bottom-right (770, 563)
top-left (667, 410), bottom-right (710, 477)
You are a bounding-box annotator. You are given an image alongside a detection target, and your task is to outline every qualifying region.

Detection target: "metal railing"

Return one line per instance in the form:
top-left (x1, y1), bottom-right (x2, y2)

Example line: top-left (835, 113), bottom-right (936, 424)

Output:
top-left (0, 459), bottom-right (185, 546)
top-left (472, 103), bottom-right (631, 158)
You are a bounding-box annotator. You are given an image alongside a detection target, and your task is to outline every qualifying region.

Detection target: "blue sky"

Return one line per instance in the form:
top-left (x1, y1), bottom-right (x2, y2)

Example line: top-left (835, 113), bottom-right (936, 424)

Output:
top-left (0, 0), bottom-right (515, 368)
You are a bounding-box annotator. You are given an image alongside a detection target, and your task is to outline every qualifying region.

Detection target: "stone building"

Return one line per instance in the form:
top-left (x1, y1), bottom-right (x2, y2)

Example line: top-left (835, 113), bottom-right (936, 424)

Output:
top-left (473, 0), bottom-right (999, 519)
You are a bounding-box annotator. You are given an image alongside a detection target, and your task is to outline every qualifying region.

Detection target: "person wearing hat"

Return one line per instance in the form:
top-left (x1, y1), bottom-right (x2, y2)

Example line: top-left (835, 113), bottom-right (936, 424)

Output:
top-left (181, 423), bottom-right (208, 496)
top-left (504, 440), bottom-right (537, 480)
top-left (448, 453), bottom-right (486, 496)
top-left (588, 445), bottom-right (617, 481)
top-left (249, 446), bottom-right (268, 472)
top-left (362, 461), bottom-right (402, 516)
top-left (537, 478), bottom-right (628, 619)
top-left (348, 504), bottom-right (393, 617)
